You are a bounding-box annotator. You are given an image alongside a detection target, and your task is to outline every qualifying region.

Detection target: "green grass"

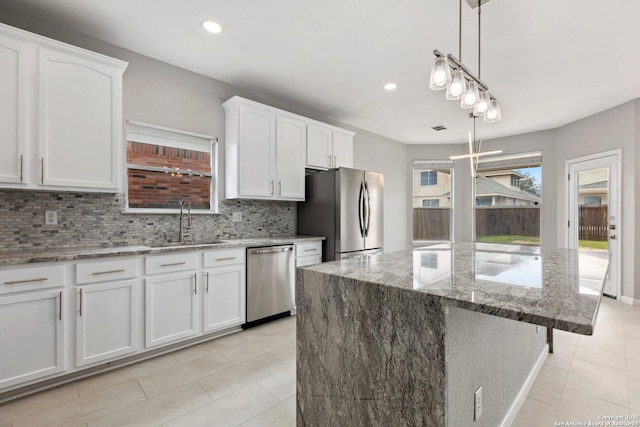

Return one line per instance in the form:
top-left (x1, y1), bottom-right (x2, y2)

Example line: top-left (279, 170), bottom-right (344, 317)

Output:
top-left (476, 235), bottom-right (540, 245)
top-left (578, 240), bottom-right (608, 250)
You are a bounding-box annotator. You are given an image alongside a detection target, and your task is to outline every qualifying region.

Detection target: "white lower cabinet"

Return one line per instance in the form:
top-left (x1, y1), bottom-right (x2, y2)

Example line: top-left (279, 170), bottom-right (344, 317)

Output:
top-left (203, 264), bottom-right (246, 332)
top-left (76, 280), bottom-right (138, 367)
top-left (0, 289), bottom-right (65, 389)
top-left (145, 271), bottom-right (198, 348)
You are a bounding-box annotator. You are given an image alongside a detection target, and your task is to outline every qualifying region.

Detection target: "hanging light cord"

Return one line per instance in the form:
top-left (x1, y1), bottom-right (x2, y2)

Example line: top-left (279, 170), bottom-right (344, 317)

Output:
top-left (458, 0), bottom-right (462, 61)
top-left (477, 1), bottom-right (482, 80)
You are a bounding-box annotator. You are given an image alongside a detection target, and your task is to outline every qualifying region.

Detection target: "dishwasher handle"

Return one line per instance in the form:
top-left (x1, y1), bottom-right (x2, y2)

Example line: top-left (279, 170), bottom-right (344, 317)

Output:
top-left (248, 246), bottom-right (293, 255)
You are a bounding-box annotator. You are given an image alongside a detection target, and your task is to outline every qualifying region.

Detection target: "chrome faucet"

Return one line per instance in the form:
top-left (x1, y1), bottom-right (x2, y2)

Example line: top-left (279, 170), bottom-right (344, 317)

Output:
top-left (179, 200), bottom-right (192, 243)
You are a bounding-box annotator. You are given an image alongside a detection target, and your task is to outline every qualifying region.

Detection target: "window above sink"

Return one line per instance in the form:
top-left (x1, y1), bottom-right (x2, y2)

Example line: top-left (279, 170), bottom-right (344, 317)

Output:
top-left (124, 121), bottom-right (219, 214)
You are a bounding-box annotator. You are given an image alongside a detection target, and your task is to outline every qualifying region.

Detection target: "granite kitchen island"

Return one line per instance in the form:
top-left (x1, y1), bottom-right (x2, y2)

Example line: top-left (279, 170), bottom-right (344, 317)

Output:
top-left (295, 243), bottom-right (609, 426)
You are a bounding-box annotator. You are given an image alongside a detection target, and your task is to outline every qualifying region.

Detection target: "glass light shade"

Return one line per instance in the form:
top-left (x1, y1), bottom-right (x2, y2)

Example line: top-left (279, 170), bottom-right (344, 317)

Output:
top-left (483, 99), bottom-right (502, 123)
top-left (429, 57), bottom-right (452, 90)
top-left (473, 91), bottom-right (490, 116)
top-left (460, 80), bottom-right (479, 109)
top-left (446, 69), bottom-right (466, 100)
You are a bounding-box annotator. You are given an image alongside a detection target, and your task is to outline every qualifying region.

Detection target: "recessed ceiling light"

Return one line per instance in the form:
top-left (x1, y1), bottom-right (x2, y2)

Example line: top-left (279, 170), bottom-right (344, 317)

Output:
top-left (384, 83), bottom-right (397, 91)
top-left (202, 21), bottom-right (222, 34)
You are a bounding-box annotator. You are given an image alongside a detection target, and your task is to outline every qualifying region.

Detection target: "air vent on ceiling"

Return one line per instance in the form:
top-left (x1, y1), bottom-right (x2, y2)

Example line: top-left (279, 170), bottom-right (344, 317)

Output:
top-left (432, 125), bottom-right (447, 131)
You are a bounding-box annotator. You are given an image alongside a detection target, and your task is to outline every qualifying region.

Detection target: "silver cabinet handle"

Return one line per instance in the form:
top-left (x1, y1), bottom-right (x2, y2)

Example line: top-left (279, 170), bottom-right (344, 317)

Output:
top-left (5, 277), bottom-right (47, 285)
top-left (327, 155), bottom-right (332, 167)
top-left (278, 181), bottom-right (282, 196)
top-left (271, 180), bottom-right (274, 195)
top-left (206, 272), bottom-right (210, 293)
top-left (79, 288), bottom-right (83, 317)
top-left (19, 154), bottom-right (23, 183)
top-left (304, 248), bottom-right (318, 252)
top-left (194, 273), bottom-right (197, 295)
top-left (59, 291), bottom-right (62, 321)
top-left (160, 262), bottom-right (186, 267)
top-left (216, 257), bottom-right (236, 261)
top-left (333, 155), bottom-right (337, 167)
top-left (41, 157), bottom-right (44, 184)
top-left (92, 269), bottom-right (125, 275)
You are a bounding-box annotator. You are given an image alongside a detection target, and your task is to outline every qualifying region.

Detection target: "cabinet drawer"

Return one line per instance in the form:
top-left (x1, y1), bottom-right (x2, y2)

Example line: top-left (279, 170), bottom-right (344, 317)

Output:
top-left (0, 264), bottom-right (65, 295)
top-left (295, 241), bottom-right (322, 257)
top-left (203, 248), bottom-right (245, 268)
top-left (145, 252), bottom-right (198, 275)
top-left (296, 255), bottom-right (322, 268)
top-left (76, 258), bottom-right (138, 284)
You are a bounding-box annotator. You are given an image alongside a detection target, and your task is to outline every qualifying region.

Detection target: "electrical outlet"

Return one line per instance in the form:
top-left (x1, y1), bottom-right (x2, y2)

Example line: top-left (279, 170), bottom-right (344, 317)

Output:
top-left (232, 212), bottom-right (242, 222)
top-left (45, 210), bottom-right (58, 225)
top-left (474, 386), bottom-right (483, 421)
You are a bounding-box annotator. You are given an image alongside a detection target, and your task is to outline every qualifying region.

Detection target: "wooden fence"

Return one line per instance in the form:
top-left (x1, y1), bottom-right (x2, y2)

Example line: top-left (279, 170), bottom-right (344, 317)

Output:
top-left (413, 208), bottom-right (451, 241)
top-left (579, 205), bottom-right (608, 241)
top-left (475, 207), bottom-right (540, 238)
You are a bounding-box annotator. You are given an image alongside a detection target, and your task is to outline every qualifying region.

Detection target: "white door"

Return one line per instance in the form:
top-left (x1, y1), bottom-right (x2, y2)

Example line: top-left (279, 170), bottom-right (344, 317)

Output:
top-left (276, 115), bottom-right (305, 200)
top-left (203, 265), bottom-right (246, 332)
top-left (0, 33), bottom-right (29, 185)
top-left (38, 47), bottom-right (121, 191)
top-left (76, 280), bottom-right (138, 367)
top-left (567, 151), bottom-right (620, 298)
top-left (332, 131), bottom-right (353, 169)
top-left (0, 289), bottom-right (65, 389)
top-left (306, 124), bottom-right (332, 169)
top-left (238, 104), bottom-right (276, 198)
top-left (145, 272), bottom-right (198, 348)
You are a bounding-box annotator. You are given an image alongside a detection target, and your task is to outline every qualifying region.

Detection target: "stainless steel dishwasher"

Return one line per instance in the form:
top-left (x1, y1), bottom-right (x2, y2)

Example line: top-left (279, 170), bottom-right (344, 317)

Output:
top-left (245, 245), bottom-right (295, 327)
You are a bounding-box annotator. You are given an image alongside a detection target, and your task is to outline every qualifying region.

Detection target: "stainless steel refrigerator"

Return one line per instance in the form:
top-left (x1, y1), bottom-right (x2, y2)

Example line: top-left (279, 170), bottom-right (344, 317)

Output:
top-left (297, 167), bottom-right (383, 261)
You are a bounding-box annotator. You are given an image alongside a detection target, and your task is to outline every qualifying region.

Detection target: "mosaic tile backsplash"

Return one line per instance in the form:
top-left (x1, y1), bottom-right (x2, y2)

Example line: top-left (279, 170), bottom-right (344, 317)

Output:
top-left (0, 190), bottom-right (296, 252)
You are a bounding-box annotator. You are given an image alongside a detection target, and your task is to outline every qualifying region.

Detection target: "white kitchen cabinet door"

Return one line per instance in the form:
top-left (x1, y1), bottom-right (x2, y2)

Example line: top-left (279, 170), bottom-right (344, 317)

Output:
top-left (306, 124), bottom-right (332, 169)
top-left (38, 47), bottom-right (123, 192)
top-left (237, 104), bottom-right (276, 198)
top-left (203, 264), bottom-right (246, 333)
top-left (76, 280), bottom-right (138, 367)
top-left (276, 115), bottom-right (306, 200)
top-left (332, 131), bottom-right (353, 169)
top-left (0, 33), bottom-right (29, 185)
top-left (145, 272), bottom-right (198, 348)
top-left (0, 289), bottom-right (65, 389)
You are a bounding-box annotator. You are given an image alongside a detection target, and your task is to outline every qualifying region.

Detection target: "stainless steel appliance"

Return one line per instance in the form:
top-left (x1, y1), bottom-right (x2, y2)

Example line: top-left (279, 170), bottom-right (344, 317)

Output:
top-left (245, 245), bottom-right (295, 327)
top-left (298, 167), bottom-right (383, 261)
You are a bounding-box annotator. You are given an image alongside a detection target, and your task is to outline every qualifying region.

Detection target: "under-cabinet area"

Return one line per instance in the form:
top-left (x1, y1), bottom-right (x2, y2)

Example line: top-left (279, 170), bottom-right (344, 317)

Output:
top-left (0, 239), bottom-right (322, 399)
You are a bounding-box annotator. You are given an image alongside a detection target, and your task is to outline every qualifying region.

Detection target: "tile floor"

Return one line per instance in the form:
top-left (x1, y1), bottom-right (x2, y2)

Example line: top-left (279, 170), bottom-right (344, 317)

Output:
top-left (0, 297), bottom-right (638, 426)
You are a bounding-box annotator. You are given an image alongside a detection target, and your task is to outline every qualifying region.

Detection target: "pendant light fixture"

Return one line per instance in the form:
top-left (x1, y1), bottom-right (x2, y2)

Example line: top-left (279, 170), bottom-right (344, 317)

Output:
top-left (430, 0), bottom-right (501, 123)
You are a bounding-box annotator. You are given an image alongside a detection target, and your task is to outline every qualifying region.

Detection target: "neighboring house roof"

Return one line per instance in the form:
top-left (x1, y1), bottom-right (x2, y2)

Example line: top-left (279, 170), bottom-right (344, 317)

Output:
top-left (483, 170), bottom-right (524, 179)
top-left (579, 180), bottom-right (607, 190)
top-left (476, 174), bottom-right (541, 203)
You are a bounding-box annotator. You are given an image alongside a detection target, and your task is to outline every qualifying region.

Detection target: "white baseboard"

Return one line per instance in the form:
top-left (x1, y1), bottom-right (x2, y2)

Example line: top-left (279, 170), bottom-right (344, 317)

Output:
top-left (621, 296), bottom-right (640, 306)
top-left (499, 343), bottom-right (549, 427)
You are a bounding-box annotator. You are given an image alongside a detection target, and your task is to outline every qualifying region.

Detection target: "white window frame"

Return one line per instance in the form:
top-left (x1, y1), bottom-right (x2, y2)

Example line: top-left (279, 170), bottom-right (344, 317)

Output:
top-left (123, 121), bottom-right (219, 214)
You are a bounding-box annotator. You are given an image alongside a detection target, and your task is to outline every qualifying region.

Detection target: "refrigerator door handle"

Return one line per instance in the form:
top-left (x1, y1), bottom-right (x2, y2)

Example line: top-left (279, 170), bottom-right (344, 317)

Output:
top-left (364, 182), bottom-right (371, 237)
top-left (358, 181), bottom-right (365, 238)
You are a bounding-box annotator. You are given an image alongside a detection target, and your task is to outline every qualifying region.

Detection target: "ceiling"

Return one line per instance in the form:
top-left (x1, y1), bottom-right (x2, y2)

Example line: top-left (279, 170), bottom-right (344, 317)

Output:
top-left (1, 0), bottom-right (639, 144)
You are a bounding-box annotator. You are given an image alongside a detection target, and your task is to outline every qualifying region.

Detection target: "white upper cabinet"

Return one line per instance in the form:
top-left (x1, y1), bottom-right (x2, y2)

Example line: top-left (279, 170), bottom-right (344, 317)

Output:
top-left (276, 115), bottom-right (306, 199)
top-left (224, 96), bottom-right (355, 200)
top-left (306, 124), bottom-right (332, 169)
top-left (306, 124), bottom-right (354, 171)
top-left (224, 97), bottom-right (305, 201)
top-left (0, 32), bottom-right (29, 185)
top-left (332, 130), bottom-right (354, 169)
top-left (0, 23), bottom-right (128, 193)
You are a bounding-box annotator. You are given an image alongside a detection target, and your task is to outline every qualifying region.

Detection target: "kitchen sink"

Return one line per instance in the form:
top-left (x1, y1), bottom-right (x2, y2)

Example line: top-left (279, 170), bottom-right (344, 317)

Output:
top-left (152, 240), bottom-right (223, 249)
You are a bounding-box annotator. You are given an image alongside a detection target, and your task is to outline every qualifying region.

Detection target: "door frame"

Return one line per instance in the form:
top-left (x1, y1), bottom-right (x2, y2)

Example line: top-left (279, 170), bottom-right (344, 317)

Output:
top-left (564, 148), bottom-right (621, 298)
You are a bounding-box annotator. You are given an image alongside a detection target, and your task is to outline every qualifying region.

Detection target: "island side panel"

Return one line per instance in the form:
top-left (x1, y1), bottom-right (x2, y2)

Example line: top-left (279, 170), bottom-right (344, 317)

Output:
top-left (296, 268), bottom-right (447, 426)
top-left (445, 306), bottom-right (547, 426)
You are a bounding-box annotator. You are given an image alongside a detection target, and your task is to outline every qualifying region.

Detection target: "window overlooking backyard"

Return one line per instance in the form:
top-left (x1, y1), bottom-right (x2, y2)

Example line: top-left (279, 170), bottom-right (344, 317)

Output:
top-left (474, 152), bottom-right (542, 245)
top-left (413, 161), bottom-right (453, 242)
top-left (125, 122), bottom-right (218, 213)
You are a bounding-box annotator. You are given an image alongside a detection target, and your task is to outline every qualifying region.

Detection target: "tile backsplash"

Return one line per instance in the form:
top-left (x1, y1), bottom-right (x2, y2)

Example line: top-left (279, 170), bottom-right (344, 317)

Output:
top-left (0, 190), bottom-right (296, 252)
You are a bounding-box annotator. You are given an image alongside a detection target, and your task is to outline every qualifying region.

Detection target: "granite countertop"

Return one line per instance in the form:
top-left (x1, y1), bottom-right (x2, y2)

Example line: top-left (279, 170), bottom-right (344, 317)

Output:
top-left (0, 235), bottom-right (325, 266)
top-left (300, 242), bottom-right (609, 335)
